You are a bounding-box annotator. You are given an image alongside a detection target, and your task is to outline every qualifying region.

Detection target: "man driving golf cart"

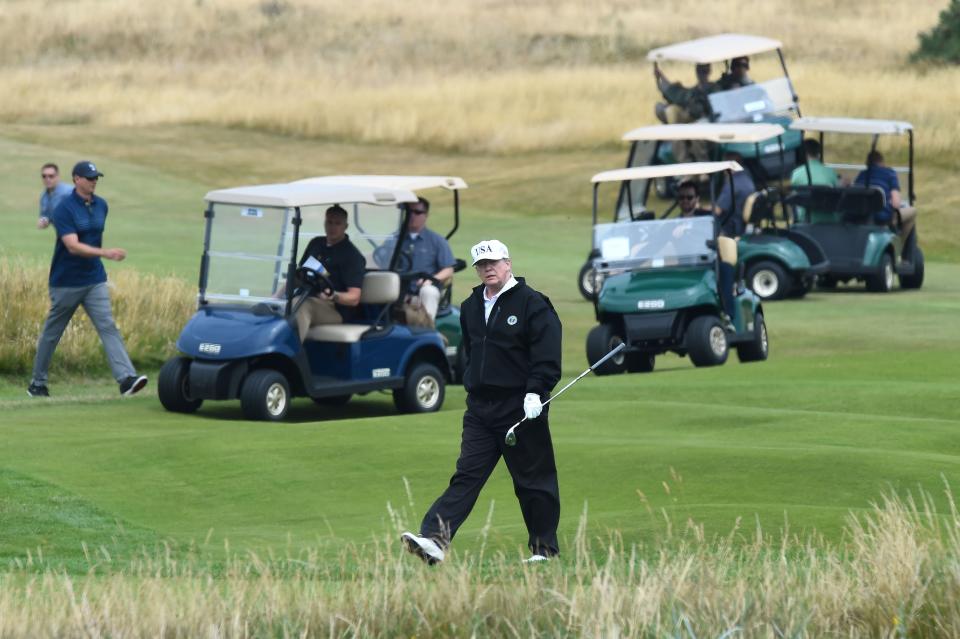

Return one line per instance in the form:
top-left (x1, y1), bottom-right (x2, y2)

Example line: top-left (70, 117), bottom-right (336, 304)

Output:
top-left (158, 180), bottom-right (455, 421)
top-left (586, 161), bottom-right (768, 373)
top-left (786, 117), bottom-right (923, 292)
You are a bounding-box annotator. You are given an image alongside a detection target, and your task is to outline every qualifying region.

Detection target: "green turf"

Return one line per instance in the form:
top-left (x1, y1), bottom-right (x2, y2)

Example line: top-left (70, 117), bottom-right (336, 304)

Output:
top-left (1, 125), bottom-right (959, 571)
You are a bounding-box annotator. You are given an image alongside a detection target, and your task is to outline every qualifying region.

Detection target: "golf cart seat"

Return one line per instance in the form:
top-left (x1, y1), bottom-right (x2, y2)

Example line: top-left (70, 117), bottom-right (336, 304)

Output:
top-left (835, 186), bottom-right (886, 224)
top-left (305, 271), bottom-right (401, 343)
top-left (742, 188), bottom-right (777, 227)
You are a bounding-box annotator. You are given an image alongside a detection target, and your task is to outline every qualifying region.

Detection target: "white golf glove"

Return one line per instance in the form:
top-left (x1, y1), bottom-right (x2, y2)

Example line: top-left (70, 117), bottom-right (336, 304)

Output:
top-left (523, 393), bottom-right (543, 420)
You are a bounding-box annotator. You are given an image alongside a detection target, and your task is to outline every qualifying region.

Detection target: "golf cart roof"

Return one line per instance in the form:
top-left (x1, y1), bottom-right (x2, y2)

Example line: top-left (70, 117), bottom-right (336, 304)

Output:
top-left (789, 117), bottom-right (913, 136)
top-left (592, 161), bottom-right (743, 184)
top-left (204, 182), bottom-right (419, 208)
top-left (293, 175), bottom-right (468, 191)
top-left (646, 33), bottom-right (783, 64)
top-left (622, 123), bottom-right (786, 143)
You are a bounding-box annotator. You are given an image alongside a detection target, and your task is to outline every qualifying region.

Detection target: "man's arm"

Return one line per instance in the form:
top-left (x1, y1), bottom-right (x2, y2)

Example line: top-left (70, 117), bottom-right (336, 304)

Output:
top-left (60, 234), bottom-right (126, 261)
top-left (525, 294), bottom-right (562, 397)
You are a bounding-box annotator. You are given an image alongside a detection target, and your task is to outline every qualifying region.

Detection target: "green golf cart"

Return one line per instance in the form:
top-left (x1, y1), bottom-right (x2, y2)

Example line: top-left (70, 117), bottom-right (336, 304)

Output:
top-left (785, 117), bottom-right (923, 292)
top-left (586, 162), bottom-right (768, 373)
top-left (577, 123), bottom-right (828, 301)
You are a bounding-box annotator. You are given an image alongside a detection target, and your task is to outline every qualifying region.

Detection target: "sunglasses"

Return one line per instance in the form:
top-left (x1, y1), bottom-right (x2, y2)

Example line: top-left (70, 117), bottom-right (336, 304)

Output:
top-left (41, 173), bottom-right (57, 179)
top-left (678, 194), bottom-right (698, 200)
top-left (409, 208), bottom-right (427, 215)
top-left (81, 175), bottom-right (99, 182)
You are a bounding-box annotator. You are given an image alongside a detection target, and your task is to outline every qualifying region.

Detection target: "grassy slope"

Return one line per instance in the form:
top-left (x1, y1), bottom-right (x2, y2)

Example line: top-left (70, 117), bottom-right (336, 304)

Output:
top-left (1, 126), bottom-right (959, 570)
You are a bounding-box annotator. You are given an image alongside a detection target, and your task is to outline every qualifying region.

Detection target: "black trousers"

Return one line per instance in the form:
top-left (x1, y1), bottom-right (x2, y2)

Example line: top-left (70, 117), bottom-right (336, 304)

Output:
top-left (419, 391), bottom-right (561, 556)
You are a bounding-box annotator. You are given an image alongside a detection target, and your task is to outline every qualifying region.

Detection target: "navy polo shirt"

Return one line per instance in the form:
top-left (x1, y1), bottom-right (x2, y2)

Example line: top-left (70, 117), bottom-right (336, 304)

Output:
top-left (49, 190), bottom-right (108, 288)
top-left (855, 165), bottom-right (900, 223)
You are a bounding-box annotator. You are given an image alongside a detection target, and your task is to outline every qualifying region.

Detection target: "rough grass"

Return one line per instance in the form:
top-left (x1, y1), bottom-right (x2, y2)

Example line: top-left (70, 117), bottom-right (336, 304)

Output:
top-left (2, 488), bottom-right (960, 637)
top-left (2, 0), bottom-right (955, 155)
top-left (0, 260), bottom-right (193, 376)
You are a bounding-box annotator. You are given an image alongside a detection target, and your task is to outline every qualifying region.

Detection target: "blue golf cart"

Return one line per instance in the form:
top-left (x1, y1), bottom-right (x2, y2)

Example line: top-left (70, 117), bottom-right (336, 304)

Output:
top-left (158, 179), bottom-right (462, 421)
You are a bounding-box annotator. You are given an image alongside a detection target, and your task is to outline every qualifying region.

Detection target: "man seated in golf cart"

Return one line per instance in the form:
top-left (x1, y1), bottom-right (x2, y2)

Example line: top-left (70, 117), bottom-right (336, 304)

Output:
top-left (717, 56), bottom-right (754, 90)
top-left (790, 138), bottom-right (839, 223)
top-left (374, 197), bottom-right (455, 328)
top-left (714, 151), bottom-right (756, 237)
top-left (292, 204), bottom-right (366, 341)
top-left (854, 150), bottom-right (901, 225)
top-left (676, 180), bottom-right (714, 218)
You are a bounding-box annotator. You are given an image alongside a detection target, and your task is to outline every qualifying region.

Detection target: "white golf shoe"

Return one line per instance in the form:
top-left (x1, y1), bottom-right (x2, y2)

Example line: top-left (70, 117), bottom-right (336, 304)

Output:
top-left (523, 554), bottom-right (550, 563)
top-left (401, 532), bottom-right (445, 565)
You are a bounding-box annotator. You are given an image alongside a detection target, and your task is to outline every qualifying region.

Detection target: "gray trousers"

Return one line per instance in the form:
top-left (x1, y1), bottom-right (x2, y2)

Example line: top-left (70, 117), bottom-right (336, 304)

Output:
top-left (31, 282), bottom-right (137, 385)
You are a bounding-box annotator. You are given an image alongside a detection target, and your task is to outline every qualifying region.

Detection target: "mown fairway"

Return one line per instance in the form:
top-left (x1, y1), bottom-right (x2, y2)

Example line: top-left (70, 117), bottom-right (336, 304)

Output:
top-left (2, 126), bottom-right (958, 573)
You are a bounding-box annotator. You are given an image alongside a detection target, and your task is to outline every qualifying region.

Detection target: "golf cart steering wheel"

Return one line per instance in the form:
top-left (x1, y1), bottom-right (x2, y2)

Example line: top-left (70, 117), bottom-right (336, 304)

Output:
top-left (398, 270), bottom-right (442, 293)
top-left (295, 264), bottom-right (336, 298)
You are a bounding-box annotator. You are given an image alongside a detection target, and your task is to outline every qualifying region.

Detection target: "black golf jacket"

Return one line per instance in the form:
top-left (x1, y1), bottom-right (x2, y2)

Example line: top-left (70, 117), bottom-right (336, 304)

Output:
top-left (460, 277), bottom-right (562, 399)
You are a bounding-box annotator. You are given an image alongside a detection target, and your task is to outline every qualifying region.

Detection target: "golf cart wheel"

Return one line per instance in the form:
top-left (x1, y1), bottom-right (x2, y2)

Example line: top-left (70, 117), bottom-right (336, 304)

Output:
top-left (577, 261), bottom-right (599, 301)
top-left (312, 394), bottom-right (352, 406)
top-left (394, 363), bottom-right (445, 413)
top-left (240, 369), bottom-right (291, 422)
top-left (586, 324), bottom-right (626, 375)
top-left (625, 352), bottom-right (655, 373)
top-left (745, 260), bottom-right (790, 301)
top-left (899, 248), bottom-right (924, 289)
top-left (866, 253), bottom-right (894, 293)
top-left (687, 315), bottom-right (729, 367)
top-left (737, 312), bottom-right (769, 363)
top-left (158, 357), bottom-right (203, 413)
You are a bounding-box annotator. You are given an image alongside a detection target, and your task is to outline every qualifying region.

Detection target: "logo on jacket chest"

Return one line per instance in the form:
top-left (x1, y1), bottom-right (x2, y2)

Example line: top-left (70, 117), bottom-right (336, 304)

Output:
top-left (506, 315), bottom-right (518, 325)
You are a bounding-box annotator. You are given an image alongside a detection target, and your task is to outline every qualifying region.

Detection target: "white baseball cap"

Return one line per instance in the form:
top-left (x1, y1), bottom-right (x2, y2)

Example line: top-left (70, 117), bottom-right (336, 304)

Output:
top-left (470, 239), bottom-right (510, 265)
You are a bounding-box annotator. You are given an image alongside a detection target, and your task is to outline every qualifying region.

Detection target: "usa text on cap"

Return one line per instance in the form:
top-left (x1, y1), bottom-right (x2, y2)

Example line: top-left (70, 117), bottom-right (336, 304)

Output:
top-left (470, 239), bottom-right (510, 265)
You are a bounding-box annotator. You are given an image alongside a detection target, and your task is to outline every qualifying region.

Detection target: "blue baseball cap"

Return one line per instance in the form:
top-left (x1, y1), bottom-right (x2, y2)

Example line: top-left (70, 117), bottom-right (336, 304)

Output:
top-left (72, 161), bottom-right (104, 179)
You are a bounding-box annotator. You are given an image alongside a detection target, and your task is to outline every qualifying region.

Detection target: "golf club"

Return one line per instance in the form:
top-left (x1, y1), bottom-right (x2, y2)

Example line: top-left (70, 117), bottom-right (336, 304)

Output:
top-left (504, 342), bottom-right (626, 447)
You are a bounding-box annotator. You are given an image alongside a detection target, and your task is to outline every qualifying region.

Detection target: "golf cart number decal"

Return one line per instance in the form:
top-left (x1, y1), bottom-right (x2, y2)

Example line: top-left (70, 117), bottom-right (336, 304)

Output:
top-left (637, 299), bottom-right (666, 309)
top-left (241, 207), bottom-right (263, 218)
top-left (372, 368), bottom-right (390, 378)
top-left (199, 342), bottom-right (222, 354)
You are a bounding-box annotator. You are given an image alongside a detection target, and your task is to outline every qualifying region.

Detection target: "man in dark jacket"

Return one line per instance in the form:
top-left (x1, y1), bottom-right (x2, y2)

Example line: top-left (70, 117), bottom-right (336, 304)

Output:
top-left (402, 239), bottom-right (563, 564)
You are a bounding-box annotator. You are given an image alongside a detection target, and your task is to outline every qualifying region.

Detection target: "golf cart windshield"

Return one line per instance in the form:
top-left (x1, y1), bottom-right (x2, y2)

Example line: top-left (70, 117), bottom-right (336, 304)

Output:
top-left (616, 140), bottom-right (657, 220)
top-left (204, 201), bottom-right (402, 307)
top-left (709, 78), bottom-right (797, 123)
top-left (593, 216), bottom-right (716, 272)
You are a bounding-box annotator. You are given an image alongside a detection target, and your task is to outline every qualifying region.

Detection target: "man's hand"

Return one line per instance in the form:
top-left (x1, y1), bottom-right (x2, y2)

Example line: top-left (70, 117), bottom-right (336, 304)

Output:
top-left (37, 217), bottom-right (50, 230)
top-left (102, 248), bottom-right (127, 261)
top-left (523, 393), bottom-right (543, 420)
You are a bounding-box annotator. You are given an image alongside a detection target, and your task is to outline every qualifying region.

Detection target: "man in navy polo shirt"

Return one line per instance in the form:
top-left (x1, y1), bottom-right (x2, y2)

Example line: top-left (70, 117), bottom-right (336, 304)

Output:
top-left (27, 161), bottom-right (148, 398)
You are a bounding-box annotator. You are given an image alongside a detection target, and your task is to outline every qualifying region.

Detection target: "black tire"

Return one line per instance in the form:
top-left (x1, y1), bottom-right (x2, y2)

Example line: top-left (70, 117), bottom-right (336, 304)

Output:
top-left (736, 312), bottom-right (769, 363)
top-left (586, 323), bottom-right (626, 375)
top-left (312, 394), bottom-right (351, 406)
top-left (866, 253), bottom-right (894, 293)
top-left (686, 315), bottom-right (729, 367)
top-left (790, 276), bottom-right (813, 299)
top-left (394, 363), bottom-right (445, 413)
top-left (745, 260), bottom-right (791, 301)
top-left (625, 351), bottom-right (655, 373)
top-left (240, 369), bottom-right (290, 421)
top-left (899, 247), bottom-right (924, 289)
top-left (158, 357), bottom-right (203, 413)
top-left (577, 261), bottom-right (599, 301)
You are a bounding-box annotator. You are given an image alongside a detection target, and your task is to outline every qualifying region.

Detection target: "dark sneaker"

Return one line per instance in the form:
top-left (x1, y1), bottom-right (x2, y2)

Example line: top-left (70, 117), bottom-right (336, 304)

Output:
top-left (27, 383), bottom-right (50, 398)
top-left (119, 375), bottom-right (148, 397)
top-left (401, 532), bottom-right (445, 565)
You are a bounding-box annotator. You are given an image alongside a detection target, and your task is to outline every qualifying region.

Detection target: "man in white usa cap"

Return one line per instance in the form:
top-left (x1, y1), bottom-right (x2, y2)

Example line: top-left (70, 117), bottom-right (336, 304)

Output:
top-left (402, 239), bottom-right (563, 564)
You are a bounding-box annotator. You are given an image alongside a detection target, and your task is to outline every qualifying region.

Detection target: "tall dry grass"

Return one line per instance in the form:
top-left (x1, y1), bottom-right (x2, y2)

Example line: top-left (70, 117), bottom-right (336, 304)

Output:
top-left (0, 259), bottom-right (193, 376)
top-left (2, 0), bottom-right (954, 155)
top-left (2, 487), bottom-right (960, 637)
